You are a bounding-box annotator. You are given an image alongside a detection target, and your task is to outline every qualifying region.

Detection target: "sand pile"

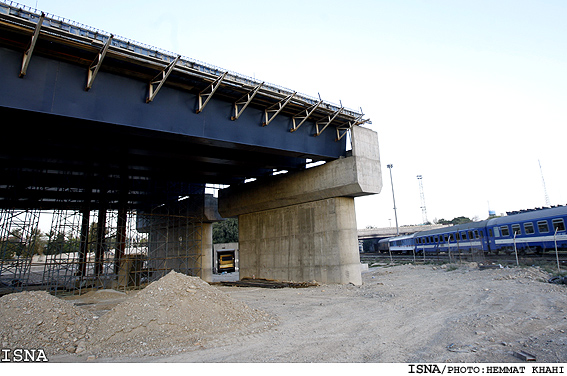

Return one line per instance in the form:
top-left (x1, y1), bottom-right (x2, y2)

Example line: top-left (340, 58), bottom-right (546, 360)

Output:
top-left (0, 290), bottom-right (94, 355)
top-left (0, 272), bottom-right (275, 359)
top-left (87, 271), bottom-right (274, 357)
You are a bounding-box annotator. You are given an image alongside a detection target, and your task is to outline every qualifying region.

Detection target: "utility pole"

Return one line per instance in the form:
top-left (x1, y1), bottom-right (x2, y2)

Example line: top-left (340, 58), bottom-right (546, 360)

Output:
top-left (387, 164), bottom-right (399, 235)
top-left (539, 160), bottom-right (551, 206)
top-left (417, 175), bottom-right (428, 224)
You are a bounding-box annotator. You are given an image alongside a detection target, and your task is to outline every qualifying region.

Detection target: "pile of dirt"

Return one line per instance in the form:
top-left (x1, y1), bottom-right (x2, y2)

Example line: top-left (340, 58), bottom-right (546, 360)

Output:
top-left (86, 271), bottom-right (275, 357)
top-left (0, 290), bottom-right (94, 355)
top-left (0, 271), bottom-right (275, 359)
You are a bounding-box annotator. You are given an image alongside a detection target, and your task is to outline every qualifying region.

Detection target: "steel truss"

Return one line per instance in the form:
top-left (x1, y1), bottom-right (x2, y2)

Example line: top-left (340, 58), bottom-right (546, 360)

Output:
top-left (1, 1), bottom-right (370, 139)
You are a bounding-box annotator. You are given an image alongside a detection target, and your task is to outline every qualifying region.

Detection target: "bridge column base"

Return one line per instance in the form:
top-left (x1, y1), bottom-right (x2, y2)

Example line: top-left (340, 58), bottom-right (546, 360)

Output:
top-left (239, 196), bottom-right (361, 284)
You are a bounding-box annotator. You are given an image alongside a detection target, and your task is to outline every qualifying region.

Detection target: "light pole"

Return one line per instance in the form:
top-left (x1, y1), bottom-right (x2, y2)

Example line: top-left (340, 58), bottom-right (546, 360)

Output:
top-left (387, 164), bottom-right (399, 236)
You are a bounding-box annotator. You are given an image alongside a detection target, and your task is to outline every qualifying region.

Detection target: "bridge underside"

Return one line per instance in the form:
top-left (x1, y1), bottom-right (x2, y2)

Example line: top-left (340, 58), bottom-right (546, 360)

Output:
top-left (0, 3), bottom-right (379, 293)
top-left (0, 105), bottom-right (312, 211)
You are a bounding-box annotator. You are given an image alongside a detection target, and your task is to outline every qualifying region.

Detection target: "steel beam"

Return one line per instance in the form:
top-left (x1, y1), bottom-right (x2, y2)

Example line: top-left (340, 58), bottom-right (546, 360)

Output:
top-left (262, 92), bottom-right (296, 126)
top-left (315, 106), bottom-right (343, 137)
top-left (290, 100), bottom-right (322, 133)
top-left (335, 111), bottom-right (365, 141)
top-left (78, 208), bottom-right (90, 277)
top-left (146, 55), bottom-right (180, 103)
top-left (196, 71), bottom-right (227, 113)
top-left (94, 207), bottom-right (107, 276)
top-left (86, 35), bottom-right (113, 91)
top-left (231, 83), bottom-right (263, 121)
top-left (19, 12), bottom-right (44, 78)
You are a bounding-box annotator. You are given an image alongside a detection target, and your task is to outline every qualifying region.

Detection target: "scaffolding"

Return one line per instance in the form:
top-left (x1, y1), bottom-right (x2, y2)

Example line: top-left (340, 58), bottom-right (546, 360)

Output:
top-left (0, 194), bottom-right (205, 296)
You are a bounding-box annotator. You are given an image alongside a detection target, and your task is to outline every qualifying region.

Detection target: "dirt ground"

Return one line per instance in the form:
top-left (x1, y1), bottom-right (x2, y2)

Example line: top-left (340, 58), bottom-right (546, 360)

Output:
top-left (3, 263), bottom-right (567, 363)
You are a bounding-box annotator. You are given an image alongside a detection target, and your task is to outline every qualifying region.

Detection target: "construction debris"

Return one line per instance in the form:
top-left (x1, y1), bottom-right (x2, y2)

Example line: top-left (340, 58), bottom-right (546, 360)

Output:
top-left (513, 350), bottom-right (537, 362)
top-left (218, 277), bottom-right (320, 289)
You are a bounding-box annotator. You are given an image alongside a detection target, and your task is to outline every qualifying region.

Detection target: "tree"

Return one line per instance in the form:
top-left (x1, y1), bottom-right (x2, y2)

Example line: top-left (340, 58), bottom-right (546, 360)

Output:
top-left (436, 216), bottom-right (473, 225)
top-left (213, 218), bottom-right (238, 244)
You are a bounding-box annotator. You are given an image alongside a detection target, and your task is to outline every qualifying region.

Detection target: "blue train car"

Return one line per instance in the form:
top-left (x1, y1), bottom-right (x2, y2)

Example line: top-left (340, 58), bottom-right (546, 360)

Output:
top-left (377, 238), bottom-right (390, 253)
top-left (486, 206), bottom-right (567, 254)
top-left (415, 221), bottom-right (490, 255)
top-left (388, 234), bottom-right (416, 254)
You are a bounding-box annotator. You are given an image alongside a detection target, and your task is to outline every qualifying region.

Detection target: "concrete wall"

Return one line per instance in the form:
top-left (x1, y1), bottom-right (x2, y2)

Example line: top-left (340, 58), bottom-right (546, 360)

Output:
top-left (239, 197), bottom-right (361, 284)
top-left (146, 222), bottom-right (213, 283)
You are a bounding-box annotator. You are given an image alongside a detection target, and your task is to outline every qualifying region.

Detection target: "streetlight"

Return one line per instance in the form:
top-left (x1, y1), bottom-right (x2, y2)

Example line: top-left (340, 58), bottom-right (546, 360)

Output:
top-left (387, 164), bottom-right (399, 236)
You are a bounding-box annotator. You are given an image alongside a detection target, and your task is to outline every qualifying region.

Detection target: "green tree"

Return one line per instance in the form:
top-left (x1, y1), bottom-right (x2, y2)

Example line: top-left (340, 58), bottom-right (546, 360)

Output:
top-left (213, 217), bottom-right (238, 244)
top-left (436, 216), bottom-right (473, 225)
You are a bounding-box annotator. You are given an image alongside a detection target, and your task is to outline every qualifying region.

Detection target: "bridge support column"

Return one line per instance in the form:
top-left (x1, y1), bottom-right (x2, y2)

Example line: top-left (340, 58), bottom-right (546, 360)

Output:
top-left (137, 193), bottom-right (221, 283)
top-left (238, 196), bottom-right (360, 284)
top-left (219, 126), bottom-right (381, 284)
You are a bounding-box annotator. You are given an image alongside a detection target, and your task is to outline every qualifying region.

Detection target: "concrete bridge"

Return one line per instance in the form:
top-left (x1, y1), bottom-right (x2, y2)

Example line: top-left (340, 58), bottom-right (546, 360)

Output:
top-left (358, 225), bottom-right (448, 252)
top-left (358, 225), bottom-right (449, 240)
top-left (0, 2), bottom-right (381, 288)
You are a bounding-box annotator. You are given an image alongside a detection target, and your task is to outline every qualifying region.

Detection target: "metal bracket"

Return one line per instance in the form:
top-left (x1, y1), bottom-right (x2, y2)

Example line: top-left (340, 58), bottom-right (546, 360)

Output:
top-left (335, 109), bottom-right (365, 141)
top-left (85, 35), bottom-right (113, 91)
top-left (231, 83), bottom-right (263, 120)
top-left (262, 92), bottom-right (296, 126)
top-left (196, 71), bottom-right (227, 114)
top-left (19, 12), bottom-right (45, 78)
top-left (290, 99), bottom-right (322, 133)
top-left (315, 106), bottom-right (343, 137)
top-left (146, 55), bottom-right (180, 103)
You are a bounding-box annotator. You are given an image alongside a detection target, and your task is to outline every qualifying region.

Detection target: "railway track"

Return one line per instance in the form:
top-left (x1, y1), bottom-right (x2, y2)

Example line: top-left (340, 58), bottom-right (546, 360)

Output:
top-left (360, 251), bottom-right (567, 268)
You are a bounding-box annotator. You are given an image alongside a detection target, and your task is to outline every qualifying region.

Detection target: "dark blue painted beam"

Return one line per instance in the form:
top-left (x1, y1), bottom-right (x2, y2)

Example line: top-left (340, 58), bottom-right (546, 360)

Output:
top-left (0, 46), bottom-right (346, 160)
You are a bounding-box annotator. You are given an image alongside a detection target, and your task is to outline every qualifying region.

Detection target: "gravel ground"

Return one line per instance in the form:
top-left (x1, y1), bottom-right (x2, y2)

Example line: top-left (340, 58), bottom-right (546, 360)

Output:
top-left (2, 263), bottom-right (567, 364)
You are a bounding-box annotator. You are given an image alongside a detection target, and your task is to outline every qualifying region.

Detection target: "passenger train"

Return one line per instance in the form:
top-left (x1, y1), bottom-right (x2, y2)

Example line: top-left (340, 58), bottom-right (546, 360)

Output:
top-left (379, 206), bottom-right (567, 255)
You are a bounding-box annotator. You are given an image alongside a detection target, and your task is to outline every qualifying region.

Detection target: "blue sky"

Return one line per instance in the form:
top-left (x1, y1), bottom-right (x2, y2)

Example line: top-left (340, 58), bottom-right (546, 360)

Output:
top-left (13, 0), bottom-right (567, 228)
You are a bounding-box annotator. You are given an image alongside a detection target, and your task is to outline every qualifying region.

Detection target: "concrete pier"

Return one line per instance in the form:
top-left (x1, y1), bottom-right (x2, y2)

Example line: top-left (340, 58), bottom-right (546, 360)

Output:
top-left (137, 193), bottom-right (221, 283)
top-left (219, 126), bottom-right (381, 284)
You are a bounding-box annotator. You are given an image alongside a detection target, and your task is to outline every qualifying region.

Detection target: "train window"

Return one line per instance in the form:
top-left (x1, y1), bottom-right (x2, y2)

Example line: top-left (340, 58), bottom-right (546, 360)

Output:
top-left (489, 228), bottom-right (494, 237)
top-left (444, 235), bottom-right (448, 242)
top-left (500, 226), bottom-right (510, 237)
top-left (449, 234), bottom-right (454, 241)
top-left (474, 230), bottom-right (479, 239)
top-left (493, 227), bottom-right (500, 237)
top-left (538, 220), bottom-right (549, 233)
top-left (461, 232), bottom-right (467, 240)
top-left (511, 224), bottom-right (521, 236)
top-left (523, 222), bottom-right (535, 235)
top-left (552, 218), bottom-right (566, 232)
top-left (468, 231), bottom-right (473, 239)
top-left (434, 236), bottom-right (438, 243)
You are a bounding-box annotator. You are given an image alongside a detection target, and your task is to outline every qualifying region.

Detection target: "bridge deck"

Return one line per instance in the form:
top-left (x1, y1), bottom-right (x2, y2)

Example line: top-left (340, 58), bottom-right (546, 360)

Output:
top-left (0, 2), bottom-right (370, 210)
